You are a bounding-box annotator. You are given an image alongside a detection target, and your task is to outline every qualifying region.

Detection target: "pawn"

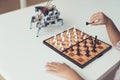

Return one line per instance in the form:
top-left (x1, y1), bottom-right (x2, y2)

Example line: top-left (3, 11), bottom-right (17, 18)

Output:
top-left (96, 40), bottom-right (101, 45)
top-left (60, 32), bottom-right (64, 38)
top-left (62, 37), bottom-right (65, 41)
top-left (75, 36), bottom-right (78, 42)
top-left (67, 29), bottom-right (70, 35)
top-left (54, 40), bottom-right (57, 46)
top-left (92, 45), bottom-right (96, 52)
top-left (68, 42), bottom-right (72, 46)
top-left (77, 47), bottom-right (80, 56)
top-left (84, 40), bottom-right (87, 47)
top-left (86, 47), bottom-right (90, 57)
top-left (80, 31), bottom-right (84, 36)
top-left (83, 35), bottom-right (87, 39)
top-left (73, 27), bottom-right (76, 32)
top-left (61, 47), bottom-right (64, 51)
top-left (70, 47), bottom-right (74, 51)
top-left (53, 35), bottom-right (57, 42)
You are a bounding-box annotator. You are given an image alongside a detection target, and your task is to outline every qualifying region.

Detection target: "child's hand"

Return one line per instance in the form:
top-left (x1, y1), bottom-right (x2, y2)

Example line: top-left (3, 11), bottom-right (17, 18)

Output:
top-left (45, 62), bottom-right (74, 79)
top-left (45, 62), bottom-right (83, 80)
top-left (90, 12), bottom-right (110, 25)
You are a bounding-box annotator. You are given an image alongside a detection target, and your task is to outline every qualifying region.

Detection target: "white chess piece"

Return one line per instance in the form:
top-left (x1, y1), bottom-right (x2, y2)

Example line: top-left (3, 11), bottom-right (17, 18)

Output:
top-left (74, 30), bottom-right (77, 36)
top-left (60, 32), bottom-right (63, 37)
top-left (73, 27), bottom-right (76, 32)
top-left (62, 36), bottom-right (65, 41)
top-left (59, 42), bottom-right (64, 51)
top-left (68, 36), bottom-right (71, 42)
top-left (67, 29), bottom-right (70, 35)
top-left (80, 31), bottom-right (83, 36)
top-left (68, 33), bottom-right (71, 38)
top-left (75, 36), bottom-right (78, 42)
top-left (83, 35), bottom-right (87, 39)
top-left (54, 40), bottom-right (57, 46)
top-left (68, 42), bottom-right (72, 46)
top-left (53, 35), bottom-right (57, 42)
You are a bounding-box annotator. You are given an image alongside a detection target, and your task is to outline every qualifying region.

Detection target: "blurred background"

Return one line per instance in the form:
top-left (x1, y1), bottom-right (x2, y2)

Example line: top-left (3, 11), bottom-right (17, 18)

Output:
top-left (0, 0), bottom-right (47, 14)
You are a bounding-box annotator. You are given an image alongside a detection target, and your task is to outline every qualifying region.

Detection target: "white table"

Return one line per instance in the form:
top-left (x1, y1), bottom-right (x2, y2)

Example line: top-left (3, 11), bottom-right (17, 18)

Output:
top-left (0, 0), bottom-right (120, 80)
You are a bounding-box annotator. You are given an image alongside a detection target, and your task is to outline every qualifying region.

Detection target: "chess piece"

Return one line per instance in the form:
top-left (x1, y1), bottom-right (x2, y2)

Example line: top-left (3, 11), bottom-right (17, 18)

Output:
top-left (75, 36), bottom-right (78, 42)
top-left (86, 47), bottom-right (90, 57)
top-left (68, 41), bottom-right (72, 46)
top-left (77, 46), bottom-right (80, 56)
top-left (53, 35), bottom-right (57, 42)
top-left (83, 35), bottom-right (87, 39)
top-left (84, 39), bottom-right (87, 47)
top-left (80, 31), bottom-right (84, 36)
top-left (70, 47), bottom-right (74, 51)
top-left (92, 36), bottom-right (97, 52)
top-left (86, 22), bottom-right (90, 25)
top-left (60, 32), bottom-right (63, 38)
top-left (62, 36), bottom-right (65, 41)
top-left (67, 29), bottom-right (70, 35)
top-left (54, 40), bottom-right (57, 46)
top-left (59, 42), bottom-right (64, 51)
top-left (92, 42), bottom-right (97, 52)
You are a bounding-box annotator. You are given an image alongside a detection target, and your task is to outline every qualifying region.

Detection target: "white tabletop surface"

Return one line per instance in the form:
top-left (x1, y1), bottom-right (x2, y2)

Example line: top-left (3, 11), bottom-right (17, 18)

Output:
top-left (0, 0), bottom-right (120, 80)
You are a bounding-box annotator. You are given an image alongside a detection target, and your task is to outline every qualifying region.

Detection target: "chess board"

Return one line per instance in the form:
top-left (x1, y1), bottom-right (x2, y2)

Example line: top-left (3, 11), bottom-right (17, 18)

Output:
top-left (43, 27), bottom-right (112, 68)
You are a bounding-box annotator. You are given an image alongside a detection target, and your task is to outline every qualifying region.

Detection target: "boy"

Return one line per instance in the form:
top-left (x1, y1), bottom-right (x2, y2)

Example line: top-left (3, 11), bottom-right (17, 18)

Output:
top-left (45, 12), bottom-right (120, 80)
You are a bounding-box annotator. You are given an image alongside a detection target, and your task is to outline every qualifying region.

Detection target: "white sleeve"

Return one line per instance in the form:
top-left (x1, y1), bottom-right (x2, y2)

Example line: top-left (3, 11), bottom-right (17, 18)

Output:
top-left (114, 41), bottom-right (120, 80)
top-left (114, 66), bottom-right (120, 80)
top-left (116, 41), bottom-right (120, 51)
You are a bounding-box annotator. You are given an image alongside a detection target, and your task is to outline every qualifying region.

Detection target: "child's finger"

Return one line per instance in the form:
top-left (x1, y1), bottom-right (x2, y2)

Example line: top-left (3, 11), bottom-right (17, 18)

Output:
top-left (89, 19), bottom-right (101, 26)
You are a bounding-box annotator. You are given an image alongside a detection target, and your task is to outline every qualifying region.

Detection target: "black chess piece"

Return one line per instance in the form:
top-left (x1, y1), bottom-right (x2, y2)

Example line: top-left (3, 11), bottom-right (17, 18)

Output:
top-left (92, 45), bottom-right (96, 52)
top-left (84, 40), bottom-right (87, 47)
top-left (76, 45), bottom-right (80, 56)
top-left (77, 48), bottom-right (80, 56)
top-left (92, 41), bottom-right (97, 52)
top-left (86, 22), bottom-right (90, 25)
top-left (94, 36), bottom-right (97, 43)
top-left (86, 47), bottom-right (90, 57)
top-left (70, 47), bottom-right (74, 51)
top-left (92, 36), bottom-right (97, 52)
top-left (96, 40), bottom-right (101, 45)
top-left (64, 49), bottom-right (68, 53)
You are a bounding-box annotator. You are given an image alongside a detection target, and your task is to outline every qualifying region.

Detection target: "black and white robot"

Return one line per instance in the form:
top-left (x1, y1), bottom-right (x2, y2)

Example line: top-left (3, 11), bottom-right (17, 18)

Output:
top-left (30, 5), bottom-right (63, 37)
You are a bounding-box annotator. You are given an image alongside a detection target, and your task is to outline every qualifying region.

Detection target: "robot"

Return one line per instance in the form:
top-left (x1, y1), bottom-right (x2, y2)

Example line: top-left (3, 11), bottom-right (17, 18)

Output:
top-left (30, 1), bottom-right (63, 37)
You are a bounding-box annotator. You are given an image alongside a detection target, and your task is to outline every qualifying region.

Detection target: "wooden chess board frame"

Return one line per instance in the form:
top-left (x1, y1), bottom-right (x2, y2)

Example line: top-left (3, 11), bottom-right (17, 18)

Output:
top-left (43, 28), bottom-right (112, 68)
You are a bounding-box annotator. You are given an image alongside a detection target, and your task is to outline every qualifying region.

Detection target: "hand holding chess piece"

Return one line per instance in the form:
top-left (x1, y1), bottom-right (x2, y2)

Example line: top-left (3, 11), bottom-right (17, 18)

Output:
top-left (86, 12), bottom-right (110, 26)
top-left (87, 12), bottom-right (120, 46)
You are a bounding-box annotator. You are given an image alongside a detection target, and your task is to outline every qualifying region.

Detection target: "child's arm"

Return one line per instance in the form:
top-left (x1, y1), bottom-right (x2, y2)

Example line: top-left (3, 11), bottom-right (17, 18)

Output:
top-left (105, 19), bottom-right (120, 46)
top-left (90, 12), bottom-right (120, 46)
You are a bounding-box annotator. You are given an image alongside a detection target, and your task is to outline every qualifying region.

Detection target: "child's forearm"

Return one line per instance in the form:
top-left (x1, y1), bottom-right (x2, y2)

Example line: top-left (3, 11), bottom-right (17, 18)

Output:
top-left (68, 76), bottom-right (84, 80)
top-left (67, 72), bottom-right (84, 80)
top-left (106, 18), bottom-right (120, 46)
top-left (70, 76), bottom-right (84, 80)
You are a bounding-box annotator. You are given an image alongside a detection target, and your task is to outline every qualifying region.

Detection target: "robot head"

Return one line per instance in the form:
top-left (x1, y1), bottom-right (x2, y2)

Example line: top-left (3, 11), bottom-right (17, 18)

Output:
top-left (54, 9), bottom-right (60, 16)
top-left (48, 11), bottom-right (54, 16)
